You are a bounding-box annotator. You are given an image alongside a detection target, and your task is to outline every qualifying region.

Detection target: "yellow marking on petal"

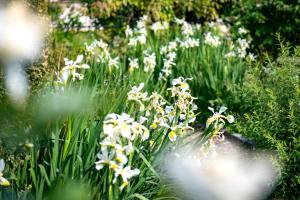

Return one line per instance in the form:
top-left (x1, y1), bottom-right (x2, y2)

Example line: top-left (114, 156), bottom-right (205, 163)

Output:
top-left (24, 143), bottom-right (33, 148)
top-left (180, 82), bottom-right (188, 89)
top-left (150, 123), bottom-right (157, 129)
top-left (169, 131), bottom-right (176, 142)
top-left (110, 163), bottom-right (118, 169)
top-left (149, 140), bottom-right (155, 146)
top-left (2, 180), bottom-right (10, 187)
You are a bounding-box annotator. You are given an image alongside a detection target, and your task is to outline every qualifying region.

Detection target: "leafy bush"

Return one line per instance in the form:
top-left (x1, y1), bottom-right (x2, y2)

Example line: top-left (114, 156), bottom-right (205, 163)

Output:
top-left (230, 42), bottom-right (300, 199)
top-left (51, 0), bottom-right (228, 25)
top-left (225, 0), bottom-right (300, 56)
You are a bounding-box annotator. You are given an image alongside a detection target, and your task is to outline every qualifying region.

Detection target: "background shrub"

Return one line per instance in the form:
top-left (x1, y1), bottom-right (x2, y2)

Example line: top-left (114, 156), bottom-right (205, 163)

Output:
top-left (224, 0), bottom-right (300, 56)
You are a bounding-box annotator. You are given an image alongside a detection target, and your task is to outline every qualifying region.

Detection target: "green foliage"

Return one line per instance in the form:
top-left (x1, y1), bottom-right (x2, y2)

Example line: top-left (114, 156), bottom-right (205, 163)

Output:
top-left (173, 0), bottom-right (223, 21)
top-left (230, 43), bottom-right (300, 199)
top-left (81, 0), bottom-right (227, 22)
top-left (226, 0), bottom-right (300, 56)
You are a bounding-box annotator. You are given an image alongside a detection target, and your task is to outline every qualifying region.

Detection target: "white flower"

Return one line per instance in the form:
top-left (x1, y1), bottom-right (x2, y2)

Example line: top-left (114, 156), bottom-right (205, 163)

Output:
top-left (247, 53), bottom-right (256, 61)
top-left (113, 166), bottom-right (140, 190)
top-left (60, 55), bottom-right (90, 82)
top-left (115, 152), bottom-right (128, 165)
top-left (227, 115), bottom-right (235, 123)
top-left (131, 122), bottom-right (150, 141)
top-left (143, 53), bottom-right (156, 72)
top-left (206, 106), bottom-right (234, 128)
top-left (167, 52), bottom-right (177, 60)
top-left (168, 41), bottom-right (177, 51)
top-left (127, 83), bottom-right (148, 111)
top-left (238, 27), bottom-right (247, 35)
top-left (137, 34), bottom-right (146, 45)
top-left (78, 16), bottom-right (93, 31)
top-left (108, 56), bottom-right (119, 69)
top-left (171, 77), bottom-right (192, 92)
top-left (125, 25), bottom-right (133, 37)
top-left (103, 113), bottom-right (134, 139)
top-left (128, 37), bottom-right (137, 46)
top-left (0, 159), bottom-right (9, 187)
top-left (168, 129), bottom-right (177, 142)
top-left (218, 24), bottom-right (229, 35)
top-left (128, 58), bottom-right (139, 71)
top-left (95, 148), bottom-right (113, 170)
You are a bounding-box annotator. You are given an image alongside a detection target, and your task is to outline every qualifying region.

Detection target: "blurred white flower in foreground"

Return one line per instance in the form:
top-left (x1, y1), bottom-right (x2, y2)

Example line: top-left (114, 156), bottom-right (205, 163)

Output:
top-left (4, 61), bottom-right (28, 106)
top-left (0, 2), bottom-right (48, 107)
top-left (0, 2), bottom-right (48, 59)
top-left (163, 142), bottom-right (279, 200)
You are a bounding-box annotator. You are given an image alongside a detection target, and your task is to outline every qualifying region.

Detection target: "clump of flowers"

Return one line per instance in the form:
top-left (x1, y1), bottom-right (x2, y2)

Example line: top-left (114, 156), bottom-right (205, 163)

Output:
top-left (126, 77), bottom-right (197, 142)
top-left (179, 37), bottom-right (200, 49)
top-left (85, 39), bottom-right (120, 71)
top-left (204, 32), bottom-right (221, 47)
top-left (159, 41), bottom-right (178, 79)
top-left (181, 21), bottom-right (194, 37)
top-left (56, 3), bottom-right (98, 32)
top-left (150, 21), bottom-right (169, 34)
top-left (126, 15), bottom-right (148, 47)
top-left (85, 39), bottom-right (110, 63)
top-left (95, 113), bottom-right (149, 190)
top-left (225, 27), bottom-right (253, 59)
top-left (207, 19), bottom-right (230, 37)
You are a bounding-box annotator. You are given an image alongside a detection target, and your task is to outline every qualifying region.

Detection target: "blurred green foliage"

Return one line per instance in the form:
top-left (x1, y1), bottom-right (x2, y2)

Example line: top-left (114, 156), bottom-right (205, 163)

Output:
top-left (229, 41), bottom-right (300, 199)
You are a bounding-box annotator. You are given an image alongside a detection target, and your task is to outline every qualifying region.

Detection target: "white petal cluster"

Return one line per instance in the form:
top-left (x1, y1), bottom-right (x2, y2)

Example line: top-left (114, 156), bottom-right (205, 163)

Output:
top-left (236, 38), bottom-right (250, 58)
top-left (204, 32), bottom-right (221, 47)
